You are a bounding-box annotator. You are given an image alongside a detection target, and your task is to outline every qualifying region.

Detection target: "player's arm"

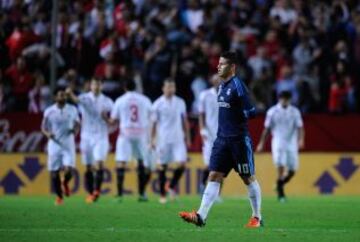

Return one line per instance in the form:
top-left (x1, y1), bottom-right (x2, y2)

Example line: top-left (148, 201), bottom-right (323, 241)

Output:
top-left (236, 81), bottom-right (256, 119)
top-left (65, 87), bottom-right (79, 103)
top-left (256, 127), bottom-right (270, 152)
top-left (198, 92), bottom-right (207, 142)
top-left (107, 100), bottom-right (120, 125)
top-left (198, 112), bottom-right (207, 142)
top-left (150, 121), bottom-right (157, 149)
top-left (298, 126), bottom-right (305, 149)
top-left (182, 114), bottom-right (191, 148)
top-left (242, 94), bottom-right (256, 119)
top-left (256, 109), bottom-right (272, 152)
top-left (69, 108), bottom-right (81, 135)
top-left (41, 115), bottom-right (54, 140)
top-left (296, 110), bottom-right (305, 149)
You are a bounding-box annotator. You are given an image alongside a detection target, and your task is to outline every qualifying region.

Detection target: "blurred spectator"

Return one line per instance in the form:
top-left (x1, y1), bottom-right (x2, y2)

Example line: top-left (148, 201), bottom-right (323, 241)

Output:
top-left (4, 56), bottom-right (34, 111)
top-left (28, 73), bottom-right (51, 113)
top-left (276, 65), bottom-right (298, 105)
top-left (143, 35), bottom-right (172, 100)
top-left (248, 46), bottom-right (272, 80)
top-left (270, 0), bottom-right (298, 26)
top-left (328, 60), bottom-right (355, 113)
top-left (182, 0), bottom-right (204, 33)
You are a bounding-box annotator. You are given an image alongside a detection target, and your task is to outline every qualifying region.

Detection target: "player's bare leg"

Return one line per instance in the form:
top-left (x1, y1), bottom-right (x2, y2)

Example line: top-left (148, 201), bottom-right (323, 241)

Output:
top-left (51, 170), bottom-right (63, 205)
top-left (241, 175), bottom-right (263, 228)
top-left (116, 161), bottom-right (126, 202)
top-left (167, 163), bottom-right (186, 201)
top-left (179, 171), bottom-right (223, 226)
top-left (200, 167), bottom-right (210, 193)
top-left (278, 168), bottom-right (295, 202)
top-left (158, 164), bottom-right (168, 204)
top-left (63, 166), bottom-right (73, 197)
top-left (277, 166), bottom-right (286, 202)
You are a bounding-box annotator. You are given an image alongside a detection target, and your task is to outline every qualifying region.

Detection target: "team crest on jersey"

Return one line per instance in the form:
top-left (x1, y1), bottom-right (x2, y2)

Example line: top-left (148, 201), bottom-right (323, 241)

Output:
top-left (226, 89), bottom-right (231, 96)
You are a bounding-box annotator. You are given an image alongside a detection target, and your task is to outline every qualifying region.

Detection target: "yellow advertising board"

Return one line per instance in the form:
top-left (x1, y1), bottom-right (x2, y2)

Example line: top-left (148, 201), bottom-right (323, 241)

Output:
top-left (0, 153), bottom-right (359, 196)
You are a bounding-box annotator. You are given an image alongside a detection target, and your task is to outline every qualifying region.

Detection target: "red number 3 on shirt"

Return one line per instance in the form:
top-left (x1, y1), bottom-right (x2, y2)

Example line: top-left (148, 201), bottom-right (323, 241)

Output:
top-left (130, 104), bottom-right (138, 122)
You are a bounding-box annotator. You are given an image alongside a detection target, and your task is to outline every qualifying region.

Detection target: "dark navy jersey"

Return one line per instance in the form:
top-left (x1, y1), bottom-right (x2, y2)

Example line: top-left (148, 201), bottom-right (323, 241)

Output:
top-left (217, 75), bottom-right (256, 138)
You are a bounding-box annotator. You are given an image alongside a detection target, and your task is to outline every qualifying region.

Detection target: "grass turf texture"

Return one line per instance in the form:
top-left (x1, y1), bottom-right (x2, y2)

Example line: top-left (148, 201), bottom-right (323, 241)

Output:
top-left (0, 196), bottom-right (359, 242)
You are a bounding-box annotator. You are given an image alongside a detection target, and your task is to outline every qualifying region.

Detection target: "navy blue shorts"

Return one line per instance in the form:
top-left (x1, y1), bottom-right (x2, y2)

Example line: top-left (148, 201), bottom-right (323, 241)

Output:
top-left (209, 136), bottom-right (255, 177)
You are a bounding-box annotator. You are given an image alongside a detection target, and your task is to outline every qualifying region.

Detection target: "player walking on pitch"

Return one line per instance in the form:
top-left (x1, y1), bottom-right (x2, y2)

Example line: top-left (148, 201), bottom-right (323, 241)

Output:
top-left (41, 87), bottom-right (80, 205)
top-left (179, 52), bottom-right (263, 228)
top-left (110, 80), bottom-right (153, 202)
top-left (151, 79), bottom-right (191, 204)
top-left (256, 91), bottom-right (305, 202)
top-left (66, 79), bottom-right (114, 203)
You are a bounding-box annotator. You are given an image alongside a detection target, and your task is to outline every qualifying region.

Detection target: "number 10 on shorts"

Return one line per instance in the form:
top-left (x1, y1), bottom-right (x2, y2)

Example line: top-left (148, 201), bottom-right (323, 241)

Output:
top-left (238, 163), bottom-right (249, 175)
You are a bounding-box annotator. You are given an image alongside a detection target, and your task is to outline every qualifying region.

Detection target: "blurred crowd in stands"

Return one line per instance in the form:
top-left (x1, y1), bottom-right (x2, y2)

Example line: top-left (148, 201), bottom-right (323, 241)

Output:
top-left (0, 0), bottom-right (359, 114)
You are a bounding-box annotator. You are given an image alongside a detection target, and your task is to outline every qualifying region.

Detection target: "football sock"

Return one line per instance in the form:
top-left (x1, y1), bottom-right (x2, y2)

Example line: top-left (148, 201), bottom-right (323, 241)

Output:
top-left (51, 171), bottom-right (62, 198)
top-left (137, 162), bottom-right (146, 196)
top-left (64, 169), bottom-right (73, 185)
top-left (95, 169), bottom-right (104, 192)
top-left (158, 165), bottom-right (167, 196)
top-left (197, 181), bottom-right (220, 220)
top-left (283, 170), bottom-right (295, 184)
top-left (202, 168), bottom-right (210, 186)
top-left (116, 168), bottom-right (125, 197)
top-left (145, 169), bottom-right (151, 185)
top-left (247, 180), bottom-right (262, 220)
top-left (277, 179), bottom-right (285, 198)
top-left (85, 169), bottom-right (94, 194)
top-left (169, 166), bottom-right (185, 189)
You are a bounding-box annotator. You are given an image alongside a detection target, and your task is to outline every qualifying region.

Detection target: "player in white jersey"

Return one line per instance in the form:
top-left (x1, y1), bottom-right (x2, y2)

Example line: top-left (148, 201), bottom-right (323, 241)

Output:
top-left (256, 91), bottom-right (305, 201)
top-left (110, 79), bottom-right (153, 202)
top-left (198, 74), bottom-right (220, 190)
top-left (66, 79), bottom-right (114, 203)
top-left (151, 79), bottom-right (191, 204)
top-left (41, 87), bottom-right (80, 205)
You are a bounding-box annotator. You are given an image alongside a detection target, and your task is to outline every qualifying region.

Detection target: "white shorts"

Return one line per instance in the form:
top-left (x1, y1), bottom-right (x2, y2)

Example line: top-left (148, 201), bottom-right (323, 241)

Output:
top-left (157, 141), bottom-right (187, 165)
top-left (80, 138), bottom-right (109, 165)
top-left (202, 138), bottom-right (215, 166)
top-left (47, 141), bottom-right (76, 171)
top-left (115, 135), bottom-right (152, 168)
top-left (272, 148), bottom-right (299, 171)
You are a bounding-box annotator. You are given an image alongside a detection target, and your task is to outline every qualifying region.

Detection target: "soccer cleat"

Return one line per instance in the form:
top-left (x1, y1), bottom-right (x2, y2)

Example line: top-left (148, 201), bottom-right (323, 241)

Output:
top-left (138, 195), bottom-right (149, 202)
top-left (165, 182), bottom-right (177, 201)
top-left (92, 190), bottom-right (100, 202)
top-left (63, 182), bottom-right (71, 197)
top-left (179, 211), bottom-right (205, 227)
top-left (159, 196), bottom-right (167, 204)
top-left (85, 194), bottom-right (95, 204)
top-left (54, 197), bottom-right (64, 206)
top-left (214, 196), bottom-right (223, 203)
top-left (168, 188), bottom-right (177, 201)
top-left (245, 217), bottom-right (263, 228)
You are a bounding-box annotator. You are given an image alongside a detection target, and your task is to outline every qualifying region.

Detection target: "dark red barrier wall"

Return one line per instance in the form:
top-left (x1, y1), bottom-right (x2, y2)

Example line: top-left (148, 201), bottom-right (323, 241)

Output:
top-left (1, 113), bottom-right (360, 152)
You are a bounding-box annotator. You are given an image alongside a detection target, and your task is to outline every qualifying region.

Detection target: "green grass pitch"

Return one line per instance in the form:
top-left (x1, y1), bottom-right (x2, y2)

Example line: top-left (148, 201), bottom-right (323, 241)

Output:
top-left (0, 195), bottom-right (359, 242)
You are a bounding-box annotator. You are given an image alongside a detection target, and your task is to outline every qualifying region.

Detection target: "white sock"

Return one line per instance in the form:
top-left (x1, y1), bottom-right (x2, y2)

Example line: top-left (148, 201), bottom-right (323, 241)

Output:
top-left (247, 180), bottom-right (262, 220)
top-left (197, 181), bottom-right (220, 220)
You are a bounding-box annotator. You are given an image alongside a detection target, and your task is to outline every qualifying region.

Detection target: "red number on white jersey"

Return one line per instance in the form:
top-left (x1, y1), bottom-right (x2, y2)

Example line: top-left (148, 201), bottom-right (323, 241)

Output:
top-left (130, 104), bottom-right (138, 122)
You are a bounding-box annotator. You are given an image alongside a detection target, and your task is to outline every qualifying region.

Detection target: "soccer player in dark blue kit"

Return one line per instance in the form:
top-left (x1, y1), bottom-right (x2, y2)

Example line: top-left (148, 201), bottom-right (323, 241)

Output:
top-left (179, 52), bottom-right (263, 228)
